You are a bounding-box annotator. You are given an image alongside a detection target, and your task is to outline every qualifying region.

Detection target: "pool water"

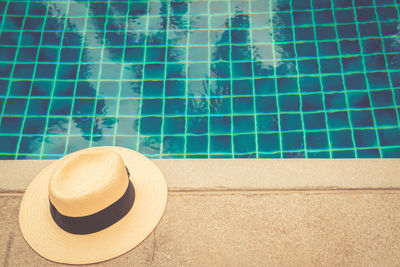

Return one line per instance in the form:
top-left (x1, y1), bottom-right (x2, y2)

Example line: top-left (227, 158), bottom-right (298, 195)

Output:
top-left (0, 0), bottom-right (399, 159)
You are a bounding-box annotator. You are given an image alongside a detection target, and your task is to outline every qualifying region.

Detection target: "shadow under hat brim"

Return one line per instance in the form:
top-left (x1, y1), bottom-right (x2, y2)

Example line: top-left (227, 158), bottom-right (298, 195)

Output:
top-left (19, 146), bottom-right (168, 265)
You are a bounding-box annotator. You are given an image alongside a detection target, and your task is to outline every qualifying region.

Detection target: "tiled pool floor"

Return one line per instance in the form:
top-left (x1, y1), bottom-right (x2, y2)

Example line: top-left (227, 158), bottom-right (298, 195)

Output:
top-left (0, 0), bottom-right (399, 159)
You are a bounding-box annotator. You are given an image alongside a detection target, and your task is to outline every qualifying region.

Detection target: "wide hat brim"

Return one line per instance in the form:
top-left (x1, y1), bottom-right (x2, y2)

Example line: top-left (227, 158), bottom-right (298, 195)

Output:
top-left (19, 146), bottom-right (168, 264)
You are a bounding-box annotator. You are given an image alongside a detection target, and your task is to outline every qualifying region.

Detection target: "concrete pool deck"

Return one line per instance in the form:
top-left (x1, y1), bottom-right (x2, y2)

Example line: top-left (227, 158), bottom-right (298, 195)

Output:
top-left (1, 159), bottom-right (400, 266)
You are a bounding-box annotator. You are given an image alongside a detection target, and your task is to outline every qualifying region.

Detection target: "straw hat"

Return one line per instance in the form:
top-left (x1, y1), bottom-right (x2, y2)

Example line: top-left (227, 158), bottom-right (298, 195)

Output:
top-left (19, 146), bottom-right (168, 264)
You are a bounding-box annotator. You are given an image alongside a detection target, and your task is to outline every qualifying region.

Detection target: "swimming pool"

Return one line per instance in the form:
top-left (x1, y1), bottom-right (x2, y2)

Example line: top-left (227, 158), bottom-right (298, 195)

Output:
top-left (0, 0), bottom-right (399, 159)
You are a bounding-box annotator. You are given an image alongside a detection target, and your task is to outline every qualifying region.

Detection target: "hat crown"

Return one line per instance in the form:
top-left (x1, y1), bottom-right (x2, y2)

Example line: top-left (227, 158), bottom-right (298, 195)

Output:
top-left (49, 149), bottom-right (129, 217)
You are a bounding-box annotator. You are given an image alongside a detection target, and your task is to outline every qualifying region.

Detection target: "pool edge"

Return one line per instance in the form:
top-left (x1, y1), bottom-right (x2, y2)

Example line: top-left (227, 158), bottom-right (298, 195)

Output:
top-left (1, 159), bottom-right (400, 191)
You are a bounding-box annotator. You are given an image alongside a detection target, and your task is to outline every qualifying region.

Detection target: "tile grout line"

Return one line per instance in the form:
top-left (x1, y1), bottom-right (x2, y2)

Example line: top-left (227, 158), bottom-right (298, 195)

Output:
top-left (112, 1), bottom-right (131, 147)
top-left (63, 0), bottom-right (91, 154)
top-left (0, 1), bottom-right (10, 124)
top-left (135, 1), bottom-right (151, 152)
top-left (329, 0), bottom-right (358, 157)
top-left (248, 0), bottom-right (259, 158)
top-left (14, 2), bottom-right (51, 159)
top-left (160, 0), bottom-right (171, 158)
top-left (89, 0), bottom-right (112, 148)
top-left (0, 2), bottom-right (32, 132)
top-left (350, 0), bottom-right (383, 158)
top-left (309, 0), bottom-right (333, 158)
top-left (183, 1), bottom-right (191, 159)
top-left (38, 2), bottom-right (72, 159)
top-left (207, 0), bottom-right (212, 159)
top-left (289, 0), bottom-right (309, 158)
top-left (227, 0), bottom-right (235, 158)
top-left (370, 0), bottom-right (400, 128)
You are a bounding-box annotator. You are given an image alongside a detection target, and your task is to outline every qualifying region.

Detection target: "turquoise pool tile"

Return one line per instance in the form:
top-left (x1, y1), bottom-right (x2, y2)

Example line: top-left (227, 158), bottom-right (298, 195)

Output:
top-left (139, 136), bottom-right (161, 156)
top-left (164, 98), bottom-right (185, 115)
top-left (374, 109), bottom-right (399, 126)
top-left (347, 92), bottom-right (371, 108)
top-left (50, 99), bottom-right (72, 115)
top-left (27, 99), bottom-right (50, 115)
top-left (4, 98), bottom-right (27, 115)
top-left (332, 150), bottom-right (356, 158)
top-left (54, 81), bottom-right (74, 97)
top-left (307, 151), bottom-right (331, 158)
top-left (257, 114), bottom-right (279, 132)
top-left (357, 149), bottom-right (381, 158)
top-left (67, 136), bottom-right (90, 153)
top-left (233, 97), bottom-right (254, 114)
top-left (300, 76), bottom-right (321, 92)
top-left (233, 115), bottom-right (255, 134)
top-left (365, 54), bottom-right (386, 71)
top-left (140, 116), bottom-right (162, 135)
top-left (234, 134), bottom-right (256, 154)
top-left (350, 110), bottom-right (375, 127)
top-left (142, 99), bottom-right (163, 115)
top-left (186, 135), bottom-right (207, 154)
top-left (280, 113), bottom-right (302, 131)
top-left (210, 135), bottom-right (232, 154)
top-left (298, 59), bottom-right (319, 74)
top-left (258, 152), bottom-right (282, 158)
top-left (210, 116), bottom-right (231, 134)
top-left (73, 99), bottom-right (95, 116)
top-left (165, 80), bottom-right (186, 97)
top-left (0, 32), bottom-right (19, 46)
top-left (0, 81), bottom-right (8, 95)
top-left (362, 39), bottom-right (383, 54)
top-left (10, 80), bottom-right (31, 96)
top-left (233, 79), bottom-right (253, 95)
top-left (359, 22), bottom-right (380, 37)
top-left (258, 133), bottom-right (280, 152)
top-left (255, 77), bottom-right (276, 95)
top-left (277, 77), bottom-right (298, 93)
top-left (210, 98), bottom-right (231, 114)
top-left (0, 136), bottom-right (18, 153)
top-left (279, 95), bottom-right (300, 112)
top-left (187, 116), bottom-right (208, 134)
top-left (335, 9), bottom-right (355, 23)
top-left (120, 81), bottom-right (141, 97)
top-left (163, 117), bottom-right (185, 135)
top-left (296, 43), bottom-right (317, 58)
top-left (344, 73), bottom-right (367, 90)
top-left (327, 111), bottom-right (350, 129)
top-left (381, 148), bottom-right (400, 157)
top-left (256, 96), bottom-right (277, 113)
top-left (18, 136), bottom-right (42, 154)
top-left (92, 136), bottom-right (115, 147)
top-left (43, 136), bottom-right (66, 155)
top-left (365, 55), bottom-right (386, 71)
top-left (302, 94), bottom-right (324, 112)
top-left (163, 136), bottom-right (184, 154)
top-left (116, 117), bottom-right (138, 135)
top-left (304, 112), bottom-right (327, 130)
top-left (0, 64), bottom-right (12, 78)
top-left (187, 80), bottom-right (209, 96)
top-left (354, 129), bottom-right (378, 148)
top-left (330, 130), bottom-right (354, 149)
top-left (23, 117), bottom-right (46, 134)
top-left (378, 127), bottom-right (400, 146)
top-left (371, 90), bottom-right (395, 107)
top-left (282, 132), bottom-right (304, 151)
top-left (46, 117), bottom-right (68, 135)
top-left (0, 116), bottom-right (22, 134)
top-left (187, 98), bottom-right (208, 115)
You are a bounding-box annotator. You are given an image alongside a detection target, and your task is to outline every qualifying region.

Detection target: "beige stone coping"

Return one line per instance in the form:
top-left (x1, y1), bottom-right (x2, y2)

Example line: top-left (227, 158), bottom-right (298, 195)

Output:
top-left (0, 159), bottom-right (399, 192)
